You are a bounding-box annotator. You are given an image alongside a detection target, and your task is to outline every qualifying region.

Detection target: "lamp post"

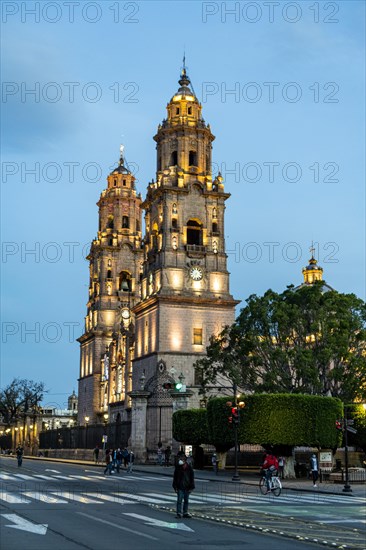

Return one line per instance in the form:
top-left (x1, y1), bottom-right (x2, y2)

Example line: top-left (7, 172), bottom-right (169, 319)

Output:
top-left (103, 413), bottom-right (109, 451)
top-left (342, 403), bottom-right (366, 493)
top-left (84, 416), bottom-right (90, 449)
top-left (232, 382), bottom-right (240, 482)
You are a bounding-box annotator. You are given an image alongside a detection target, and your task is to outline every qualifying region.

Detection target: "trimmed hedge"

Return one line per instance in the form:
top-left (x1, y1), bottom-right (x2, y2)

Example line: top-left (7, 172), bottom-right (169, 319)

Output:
top-left (173, 394), bottom-right (343, 449)
top-left (172, 408), bottom-right (209, 445)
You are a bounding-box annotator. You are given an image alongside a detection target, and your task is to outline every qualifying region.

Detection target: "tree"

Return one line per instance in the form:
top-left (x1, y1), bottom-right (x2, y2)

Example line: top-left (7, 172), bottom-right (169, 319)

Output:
top-left (0, 378), bottom-right (46, 425)
top-left (195, 284), bottom-right (366, 402)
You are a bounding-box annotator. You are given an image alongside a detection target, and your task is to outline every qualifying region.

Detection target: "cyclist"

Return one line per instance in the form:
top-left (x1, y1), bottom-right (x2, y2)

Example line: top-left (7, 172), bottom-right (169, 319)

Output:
top-left (262, 451), bottom-right (279, 493)
top-left (16, 445), bottom-right (23, 467)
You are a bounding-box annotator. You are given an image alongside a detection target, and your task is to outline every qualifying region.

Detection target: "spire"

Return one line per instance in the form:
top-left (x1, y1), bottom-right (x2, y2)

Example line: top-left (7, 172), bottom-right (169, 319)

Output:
top-left (119, 143), bottom-right (125, 168)
top-left (179, 54), bottom-right (191, 87)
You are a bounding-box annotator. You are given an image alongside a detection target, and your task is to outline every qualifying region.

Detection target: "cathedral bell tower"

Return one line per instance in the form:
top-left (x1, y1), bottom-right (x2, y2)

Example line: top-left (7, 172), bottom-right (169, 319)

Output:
top-left (132, 66), bottom-right (239, 451)
top-left (77, 147), bottom-right (143, 424)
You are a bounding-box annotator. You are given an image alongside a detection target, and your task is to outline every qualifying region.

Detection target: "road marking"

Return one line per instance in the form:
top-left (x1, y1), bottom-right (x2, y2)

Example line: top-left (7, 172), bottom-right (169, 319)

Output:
top-left (45, 469), bottom-right (61, 473)
top-left (33, 475), bottom-right (58, 480)
top-left (22, 492), bottom-right (68, 504)
top-left (12, 474), bottom-right (35, 480)
top-left (112, 492), bottom-right (163, 504)
top-left (0, 492), bottom-right (31, 504)
top-left (124, 512), bottom-right (194, 532)
top-left (51, 492), bottom-right (103, 504)
top-left (1, 514), bottom-right (47, 535)
top-left (85, 493), bottom-right (133, 505)
top-left (53, 475), bottom-right (73, 480)
top-left (318, 518), bottom-right (366, 524)
top-left (0, 474), bottom-right (13, 480)
top-left (144, 493), bottom-right (215, 504)
top-left (68, 475), bottom-right (94, 480)
top-left (76, 512), bottom-right (158, 540)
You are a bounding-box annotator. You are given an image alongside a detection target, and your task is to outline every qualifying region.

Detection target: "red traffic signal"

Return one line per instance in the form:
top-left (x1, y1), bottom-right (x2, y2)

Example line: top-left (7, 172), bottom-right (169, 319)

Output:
top-left (335, 420), bottom-right (343, 431)
top-left (163, 382), bottom-right (174, 390)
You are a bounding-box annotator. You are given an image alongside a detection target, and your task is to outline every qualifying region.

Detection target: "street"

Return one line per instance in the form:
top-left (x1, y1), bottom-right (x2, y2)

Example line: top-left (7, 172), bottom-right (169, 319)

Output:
top-left (0, 457), bottom-right (365, 550)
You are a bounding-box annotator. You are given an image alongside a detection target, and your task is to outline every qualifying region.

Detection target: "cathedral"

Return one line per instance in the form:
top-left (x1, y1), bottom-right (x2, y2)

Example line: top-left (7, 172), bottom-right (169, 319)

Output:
top-left (77, 66), bottom-right (239, 459)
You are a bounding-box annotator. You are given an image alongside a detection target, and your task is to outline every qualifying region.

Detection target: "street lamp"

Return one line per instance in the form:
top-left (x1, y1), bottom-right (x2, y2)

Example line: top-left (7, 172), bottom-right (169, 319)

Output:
top-left (342, 403), bottom-right (366, 493)
top-left (103, 413), bottom-right (109, 451)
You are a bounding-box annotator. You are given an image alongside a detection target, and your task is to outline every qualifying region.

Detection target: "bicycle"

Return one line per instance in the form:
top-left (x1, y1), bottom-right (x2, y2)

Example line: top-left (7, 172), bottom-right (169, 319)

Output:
top-left (259, 469), bottom-right (282, 496)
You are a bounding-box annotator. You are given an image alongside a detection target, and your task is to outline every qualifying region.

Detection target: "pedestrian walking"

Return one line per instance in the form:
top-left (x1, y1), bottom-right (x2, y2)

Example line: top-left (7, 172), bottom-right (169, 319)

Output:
top-left (93, 445), bottom-right (100, 464)
top-left (104, 449), bottom-right (113, 475)
top-left (211, 453), bottom-right (218, 474)
top-left (310, 454), bottom-right (319, 487)
top-left (116, 448), bottom-right (123, 473)
top-left (127, 451), bottom-right (134, 473)
top-left (157, 445), bottom-right (163, 466)
top-left (16, 446), bottom-right (23, 467)
top-left (278, 456), bottom-right (285, 479)
top-left (165, 445), bottom-right (171, 467)
top-left (122, 447), bottom-right (129, 468)
top-left (172, 454), bottom-right (195, 519)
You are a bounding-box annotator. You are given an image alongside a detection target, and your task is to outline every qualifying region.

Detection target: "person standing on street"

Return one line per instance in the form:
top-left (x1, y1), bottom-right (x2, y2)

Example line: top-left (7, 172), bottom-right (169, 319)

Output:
top-left (104, 449), bottom-right (113, 475)
top-left (310, 454), bottom-right (319, 487)
top-left (172, 454), bottom-right (195, 519)
top-left (278, 456), bottom-right (285, 479)
top-left (16, 446), bottom-right (23, 467)
top-left (165, 445), bottom-right (171, 467)
top-left (116, 448), bottom-right (123, 473)
top-left (127, 451), bottom-right (134, 473)
top-left (157, 445), bottom-right (163, 466)
top-left (211, 453), bottom-right (218, 474)
top-left (122, 447), bottom-right (129, 468)
top-left (93, 445), bottom-right (100, 464)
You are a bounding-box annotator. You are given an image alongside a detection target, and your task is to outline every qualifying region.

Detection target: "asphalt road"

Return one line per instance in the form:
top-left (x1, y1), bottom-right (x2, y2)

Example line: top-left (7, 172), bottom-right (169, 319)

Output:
top-left (0, 457), bottom-right (364, 550)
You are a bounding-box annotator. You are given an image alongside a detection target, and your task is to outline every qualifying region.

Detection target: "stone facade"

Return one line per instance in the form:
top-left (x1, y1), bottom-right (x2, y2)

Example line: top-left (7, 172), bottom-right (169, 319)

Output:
top-left (77, 68), bottom-right (239, 458)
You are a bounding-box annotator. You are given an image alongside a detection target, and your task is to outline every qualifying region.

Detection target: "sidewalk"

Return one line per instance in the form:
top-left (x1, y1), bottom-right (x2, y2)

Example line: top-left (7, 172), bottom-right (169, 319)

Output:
top-left (4, 455), bottom-right (365, 498)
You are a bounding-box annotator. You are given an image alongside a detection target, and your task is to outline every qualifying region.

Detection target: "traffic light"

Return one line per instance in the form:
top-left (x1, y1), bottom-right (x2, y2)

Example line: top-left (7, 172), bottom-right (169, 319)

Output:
top-left (335, 420), bottom-right (343, 431)
top-left (231, 407), bottom-right (239, 425)
top-left (163, 382), bottom-right (174, 390)
top-left (175, 380), bottom-right (183, 391)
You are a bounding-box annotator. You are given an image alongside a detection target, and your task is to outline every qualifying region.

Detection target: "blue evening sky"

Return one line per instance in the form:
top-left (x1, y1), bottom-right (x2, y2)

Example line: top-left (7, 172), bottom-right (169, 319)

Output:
top-left (1, 1), bottom-right (365, 406)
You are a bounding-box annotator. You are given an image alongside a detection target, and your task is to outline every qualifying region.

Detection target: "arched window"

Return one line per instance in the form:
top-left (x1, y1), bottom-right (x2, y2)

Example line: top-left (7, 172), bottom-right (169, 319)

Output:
top-left (107, 270), bottom-right (112, 279)
top-left (172, 203), bottom-right (178, 215)
top-left (108, 238), bottom-right (113, 246)
top-left (189, 151), bottom-right (197, 166)
top-left (188, 106), bottom-right (192, 115)
top-left (113, 178), bottom-right (117, 187)
top-left (171, 151), bottom-right (178, 166)
top-left (122, 216), bottom-right (129, 229)
top-left (212, 222), bottom-right (218, 234)
top-left (187, 219), bottom-right (203, 246)
top-left (119, 271), bottom-right (131, 292)
top-left (176, 107), bottom-right (180, 115)
top-left (212, 207), bottom-right (217, 219)
top-left (107, 216), bottom-right (114, 229)
top-left (172, 218), bottom-right (178, 229)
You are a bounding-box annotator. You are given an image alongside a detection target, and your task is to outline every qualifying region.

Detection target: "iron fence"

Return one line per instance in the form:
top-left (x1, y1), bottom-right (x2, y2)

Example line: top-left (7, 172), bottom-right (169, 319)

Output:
top-left (39, 421), bottom-right (131, 450)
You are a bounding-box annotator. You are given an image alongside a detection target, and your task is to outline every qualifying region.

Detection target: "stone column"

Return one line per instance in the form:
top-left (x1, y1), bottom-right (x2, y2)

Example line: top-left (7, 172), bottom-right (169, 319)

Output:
top-left (128, 390), bottom-right (150, 462)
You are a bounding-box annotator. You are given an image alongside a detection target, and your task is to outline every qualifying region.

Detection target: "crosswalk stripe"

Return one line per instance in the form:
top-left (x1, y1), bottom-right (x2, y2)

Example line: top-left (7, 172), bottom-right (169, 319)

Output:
top-left (0, 474), bottom-right (13, 480)
top-left (0, 491), bottom-right (31, 504)
top-left (53, 475), bottom-right (73, 480)
top-left (12, 474), bottom-right (35, 480)
top-left (22, 492), bottom-right (69, 504)
top-left (112, 492), bottom-right (163, 504)
top-left (68, 475), bottom-right (95, 481)
top-left (85, 493), bottom-right (133, 505)
top-left (33, 475), bottom-right (58, 480)
top-left (50, 492), bottom-right (104, 504)
top-left (143, 493), bottom-right (207, 504)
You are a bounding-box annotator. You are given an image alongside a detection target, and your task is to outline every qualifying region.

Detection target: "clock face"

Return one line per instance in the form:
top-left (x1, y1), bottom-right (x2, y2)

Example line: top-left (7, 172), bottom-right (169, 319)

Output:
top-left (121, 308), bottom-right (130, 320)
top-left (190, 267), bottom-right (203, 281)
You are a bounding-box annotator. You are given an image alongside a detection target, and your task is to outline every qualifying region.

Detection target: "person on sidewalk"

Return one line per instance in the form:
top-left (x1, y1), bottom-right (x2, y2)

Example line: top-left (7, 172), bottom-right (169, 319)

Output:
top-left (262, 451), bottom-right (279, 493)
top-left (16, 446), bottom-right (23, 467)
top-left (104, 449), bottom-right (113, 475)
top-left (116, 448), bottom-right (123, 473)
top-left (278, 456), bottom-right (285, 479)
top-left (172, 454), bottom-right (195, 519)
top-left (127, 450), bottom-right (134, 473)
top-left (165, 446), bottom-right (171, 467)
top-left (186, 451), bottom-right (194, 469)
top-left (157, 445), bottom-right (163, 466)
top-left (211, 453), bottom-right (218, 474)
top-left (122, 447), bottom-right (129, 468)
top-left (310, 454), bottom-right (319, 487)
top-left (93, 445), bottom-right (100, 464)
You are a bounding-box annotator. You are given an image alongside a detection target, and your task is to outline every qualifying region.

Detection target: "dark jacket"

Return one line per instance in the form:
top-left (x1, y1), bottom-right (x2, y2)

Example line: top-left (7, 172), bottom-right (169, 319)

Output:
top-left (172, 463), bottom-right (195, 491)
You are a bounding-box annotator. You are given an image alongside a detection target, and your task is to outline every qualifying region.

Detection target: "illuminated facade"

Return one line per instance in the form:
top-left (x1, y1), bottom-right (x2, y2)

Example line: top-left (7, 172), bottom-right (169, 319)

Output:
top-left (77, 67), bottom-right (238, 455)
top-left (77, 150), bottom-right (143, 423)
